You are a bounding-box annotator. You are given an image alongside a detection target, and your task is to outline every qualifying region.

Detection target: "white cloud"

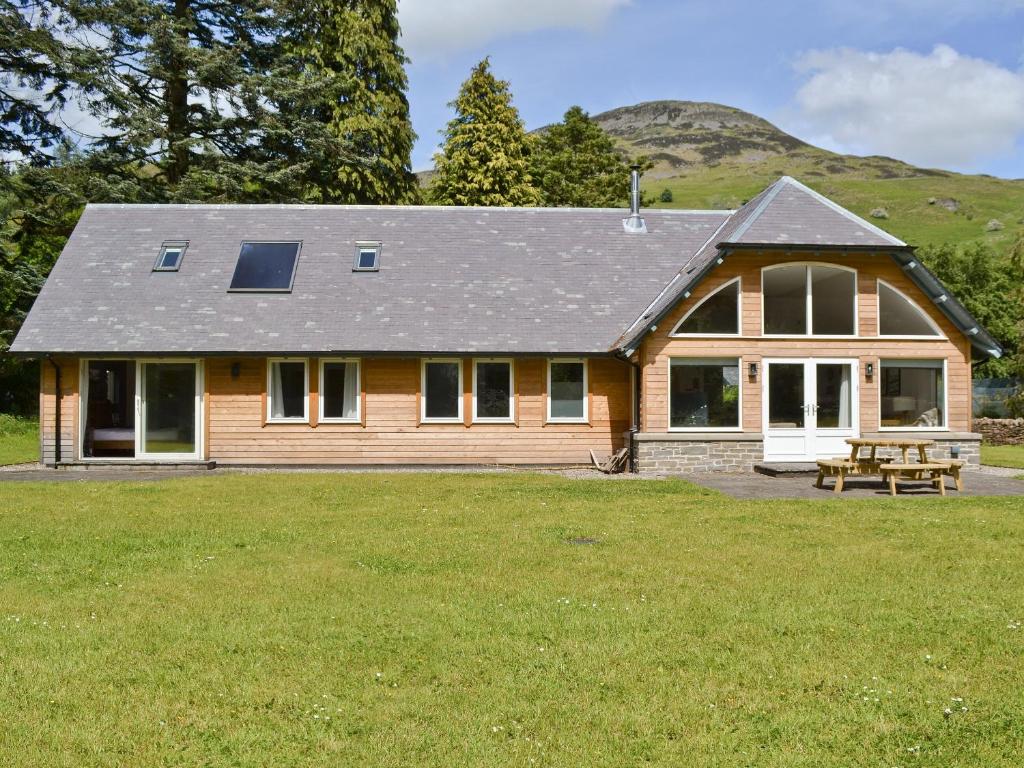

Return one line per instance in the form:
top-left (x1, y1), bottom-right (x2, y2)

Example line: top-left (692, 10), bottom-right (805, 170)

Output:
top-left (790, 44), bottom-right (1024, 170)
top-left (398, 0), bottom-right (629, 60)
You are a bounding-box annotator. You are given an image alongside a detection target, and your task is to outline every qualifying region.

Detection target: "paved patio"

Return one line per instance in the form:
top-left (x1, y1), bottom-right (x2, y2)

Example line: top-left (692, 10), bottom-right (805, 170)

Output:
top-left (687, 470), bottom-right (1024, 498)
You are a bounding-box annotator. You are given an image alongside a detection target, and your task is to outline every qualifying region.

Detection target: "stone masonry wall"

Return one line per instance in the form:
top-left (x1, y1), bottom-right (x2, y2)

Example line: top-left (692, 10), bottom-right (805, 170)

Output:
top-left (972, 418), bottom-right (1024, 446)
top-left (635, 440), bottom-right (763, 474)
top-left (916, 439), bottom-right (981, 468)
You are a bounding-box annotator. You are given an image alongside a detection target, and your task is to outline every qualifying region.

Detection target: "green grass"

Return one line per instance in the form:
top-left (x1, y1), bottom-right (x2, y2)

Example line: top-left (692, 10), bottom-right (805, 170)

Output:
top-left (0, 414), bottom-right (38, 465)
top-left (1, 473), bottom-right (1022, 766)
top-left (981, 444), bottom-right (1024, 469)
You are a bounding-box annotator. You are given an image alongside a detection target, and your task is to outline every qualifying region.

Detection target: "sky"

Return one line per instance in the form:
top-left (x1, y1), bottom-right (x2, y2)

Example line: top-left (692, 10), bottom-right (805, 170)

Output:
top-left (397, 0), bottom-right (1024, 178)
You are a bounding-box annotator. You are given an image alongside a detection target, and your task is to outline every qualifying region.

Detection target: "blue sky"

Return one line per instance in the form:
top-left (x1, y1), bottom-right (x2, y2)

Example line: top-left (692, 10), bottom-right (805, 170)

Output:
top-left (398, 0), bottom-right (1024, 178)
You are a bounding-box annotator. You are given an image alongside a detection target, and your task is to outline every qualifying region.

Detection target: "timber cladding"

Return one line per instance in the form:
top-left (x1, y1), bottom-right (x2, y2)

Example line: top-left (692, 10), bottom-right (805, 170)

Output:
top-left (641, 251), bottom-right (973, 434)
top-left (207, 356), bottom-right (632, 465)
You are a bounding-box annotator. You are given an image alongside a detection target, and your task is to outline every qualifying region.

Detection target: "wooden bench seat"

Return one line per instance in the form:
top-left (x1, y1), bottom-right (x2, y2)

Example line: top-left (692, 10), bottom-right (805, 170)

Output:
top-left (816, 459), bottom-right (858, 493)
top-left (880, 463), bottom-right (952, 496)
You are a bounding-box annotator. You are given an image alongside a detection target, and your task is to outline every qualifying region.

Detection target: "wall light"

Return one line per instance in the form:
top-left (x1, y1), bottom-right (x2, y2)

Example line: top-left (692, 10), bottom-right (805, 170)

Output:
top-left (748, 361), bottom-right (758, 379)
top-left (231, 362), bottom-right (241, 379)
top-left (866, 362), bottom-right (874, 378)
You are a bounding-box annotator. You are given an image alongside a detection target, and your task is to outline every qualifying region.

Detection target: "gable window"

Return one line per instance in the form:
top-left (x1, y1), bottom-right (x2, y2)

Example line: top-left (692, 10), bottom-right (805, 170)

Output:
top-left (879, 360), bottom-right (945, 429)
top-left (422, 360), bottom-right (462, 422)
top-left (672, 278), bottom-right (740, 335)
top-left (762, 264), bottom-right (856, 336)
top-left (319, 359), bottom-right (360, 422)
top-left (229, 241), bottom-right (301, 292)
top-left (354, 242), bottom-right (381, 271)
top-left (547, 359), bottom-right (587, 423)
top-left (154, 241), bottom-right (187, 271)
top-left (473, 360), bottom-right (513, 422)
top-left (878, 280), bottom-right (942, 337)
top-left (267, 359), bottom-right (308, 422)
top-left (669, 358), bottom-right (741, 430)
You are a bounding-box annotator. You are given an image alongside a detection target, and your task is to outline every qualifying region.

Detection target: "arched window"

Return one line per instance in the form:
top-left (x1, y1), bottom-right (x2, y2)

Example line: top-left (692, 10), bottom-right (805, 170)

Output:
top-left (877, 280), bottom-right (942, 337)
top-left (671, 278), bottom-right (740, 335)
top-left (762, 263), bottom-right (857, 336)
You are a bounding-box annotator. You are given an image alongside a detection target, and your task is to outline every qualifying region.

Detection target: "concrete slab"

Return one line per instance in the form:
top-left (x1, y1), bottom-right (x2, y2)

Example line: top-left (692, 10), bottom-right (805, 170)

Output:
top-left (687, 471), bottom-right (1024, 499)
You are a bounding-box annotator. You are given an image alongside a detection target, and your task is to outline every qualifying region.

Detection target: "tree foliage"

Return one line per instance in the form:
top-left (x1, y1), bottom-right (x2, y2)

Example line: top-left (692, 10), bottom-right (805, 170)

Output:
top-left (530, 105), bottom-right (635, 208)
top-left (919, 241), bottom-right (1024, 379)
top-left (429, 58), bottom-right (538, 207)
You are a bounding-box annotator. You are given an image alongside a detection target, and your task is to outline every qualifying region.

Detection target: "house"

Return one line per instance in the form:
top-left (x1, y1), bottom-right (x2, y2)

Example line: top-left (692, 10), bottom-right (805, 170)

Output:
top-left (11, 174), bottom-right (1001, 471)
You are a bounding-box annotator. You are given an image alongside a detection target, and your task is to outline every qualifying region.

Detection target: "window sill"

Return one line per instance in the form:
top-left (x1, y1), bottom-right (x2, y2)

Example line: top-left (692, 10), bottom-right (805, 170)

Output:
top-left (473, 417), bottom-right (515, 424)
top-left (265, 417), bottom-right (308, 424)
top-left (667, 427), bottom-right (743, 432)
top-left (319, 418), bottom-right (361, 424)
top-left (546, 418), bottom-right (589, 425)
top-left (878, 426), bottom-right (949, 432)
top-left (420, 418), bottom-right (463, 424)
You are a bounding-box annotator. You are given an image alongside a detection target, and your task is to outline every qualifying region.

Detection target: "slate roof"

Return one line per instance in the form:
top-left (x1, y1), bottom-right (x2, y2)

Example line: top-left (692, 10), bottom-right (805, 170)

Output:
top-left (613, 177), bottom-right (1001, 358)
top-left (10, 203), bottom-right (730, 355)
top-left (12, 176), bottom-right (1001, 359)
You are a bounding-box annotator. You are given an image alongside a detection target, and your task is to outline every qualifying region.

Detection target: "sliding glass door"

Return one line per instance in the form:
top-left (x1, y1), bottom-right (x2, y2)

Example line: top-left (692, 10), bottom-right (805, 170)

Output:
top-left (81, 360), bottom-right (203, 461)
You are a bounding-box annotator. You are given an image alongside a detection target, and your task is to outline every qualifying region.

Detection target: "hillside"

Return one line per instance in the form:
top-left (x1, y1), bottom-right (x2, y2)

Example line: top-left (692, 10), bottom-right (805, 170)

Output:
top-left (592, 101), bottom-right (1024, 254)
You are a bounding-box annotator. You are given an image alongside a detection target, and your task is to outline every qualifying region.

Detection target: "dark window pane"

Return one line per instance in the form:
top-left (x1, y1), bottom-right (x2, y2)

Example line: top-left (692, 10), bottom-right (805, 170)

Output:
top-left (322, 362), bottom-right (358, 419)
top-left (270, 361), bottom-right (306, 419)
top-left (880, 362), bottom-right (944, 427)
top-left (143, 363), bottom-right (196, 453)
top-left (811, 266), bottom-right (855, 335)
top-left (229, 242), bottom-right (300, 291)
top-left (677, 281), bottom-right (739, 334)
top-left (550, 362), bottom-right (585, 419)
top-left (768, 363), bottom-right (805, 428)
top-left (425, 362), bottom-right (460, 419)
top-left (357, 248), bottom-right (378, 269)
top-left (879, 282), bottom-right (939, 336)
top-left (815, 363), bottom-right (852, 428)
top-left (763, 265), bottom-right (807, 334)
top-left (157, 247), bottom-right (183, 269)
top-left (670, 360), bottom-right (740, 428)
top-left (85, 360), bottom-right (135, 458)
top-left (476, 362), bottom-right (511, 419)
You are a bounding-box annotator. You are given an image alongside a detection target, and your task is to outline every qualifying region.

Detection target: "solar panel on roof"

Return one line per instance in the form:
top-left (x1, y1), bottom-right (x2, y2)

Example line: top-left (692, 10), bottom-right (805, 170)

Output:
top-left (228, 242), bottom-right (301, 291)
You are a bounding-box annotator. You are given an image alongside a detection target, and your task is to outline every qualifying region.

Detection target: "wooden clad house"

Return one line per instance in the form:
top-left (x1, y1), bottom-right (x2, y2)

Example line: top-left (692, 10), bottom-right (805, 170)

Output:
top-left (12, 175), bottom-right (1001, 472)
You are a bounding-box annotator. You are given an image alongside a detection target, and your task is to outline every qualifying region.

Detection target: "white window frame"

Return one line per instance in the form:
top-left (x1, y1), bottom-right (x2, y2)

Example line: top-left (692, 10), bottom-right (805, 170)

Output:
top-left (472, 358), bottom-right (515, 423)
top-left (761, 263), bottom-right (859, 338)
top-left (667, 356), bottom-right (743, 432)
top-left (421, 358), bottom-right (463, 423)
top-left (318, 358), bottom-right (361, 423)
top-left (670, 277), bottom-right (742, 337)
top-left (877, 358), bottom-right (948, 432)
top-left (546, 358), bottom-right (589, 424)
top-left (266, 357), bottom-right (309, 423)
top-left (153, 241), bottom-right (188, 272)
top-left (353, 241), bottom-right (382, 272)
top-left (876, 279), bottom-right (944, 338)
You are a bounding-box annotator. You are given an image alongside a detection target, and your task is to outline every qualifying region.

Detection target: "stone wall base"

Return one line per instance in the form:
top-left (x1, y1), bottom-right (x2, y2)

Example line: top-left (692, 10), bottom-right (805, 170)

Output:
top-left (634, 435), bottom-right (763, 474)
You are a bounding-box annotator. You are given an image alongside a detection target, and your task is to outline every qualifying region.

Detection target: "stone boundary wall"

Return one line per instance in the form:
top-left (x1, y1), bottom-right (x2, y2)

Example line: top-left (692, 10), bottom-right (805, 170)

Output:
top-left (973, 418), bottom-right (1024, 446)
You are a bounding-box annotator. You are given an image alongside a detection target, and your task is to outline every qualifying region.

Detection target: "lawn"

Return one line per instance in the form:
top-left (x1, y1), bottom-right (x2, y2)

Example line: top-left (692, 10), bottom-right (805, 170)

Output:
top-left (1, 473), bottom-right (1022, 766)
top-left (980, 444), bottom-right (1024, 470)
top-left (0, 414), bottom-right (38, 465)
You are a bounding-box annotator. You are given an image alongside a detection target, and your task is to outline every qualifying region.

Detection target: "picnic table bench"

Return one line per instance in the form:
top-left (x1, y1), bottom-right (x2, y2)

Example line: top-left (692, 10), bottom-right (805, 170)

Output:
top-left (815, 438), bottom-right (964, 495)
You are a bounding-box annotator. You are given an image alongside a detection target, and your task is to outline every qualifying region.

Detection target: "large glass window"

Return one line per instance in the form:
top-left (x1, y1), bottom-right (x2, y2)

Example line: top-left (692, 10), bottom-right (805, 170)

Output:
top-left (763, 264), bottom-right (856, 336)
top-left (320, 360), bottom-right (360, 422)
top-left (669, 358), bottom-right (740, 429)
top-left (474, 360), bottom-right (513, 421)
top-left (422, 360), bottom-right (462, 421)
top-left (84, 360), bottom-right (136, 458)
top-left (548, 360), bottom-right (587, 422)
top-left (267, 359), bottom-right (307, 421)
top-left (229, 242), bottom-right (301, 291)
top-left (878, 281), bottom-right (941, 337)
top-left (880, 360), bottom-right (945, 428)
top-left (673, 279), bottom-right (740, 335)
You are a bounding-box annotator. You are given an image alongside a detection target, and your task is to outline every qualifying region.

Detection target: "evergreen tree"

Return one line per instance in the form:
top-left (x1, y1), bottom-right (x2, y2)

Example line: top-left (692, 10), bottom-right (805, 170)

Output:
top-left (530, 105), bottom-right (635, 208)
top-left (264, 0), bottom-right (417, 203)
top-left (429, 58), bottom-right (538, 207)
top-left (0, 1), bottom-right (70, 163)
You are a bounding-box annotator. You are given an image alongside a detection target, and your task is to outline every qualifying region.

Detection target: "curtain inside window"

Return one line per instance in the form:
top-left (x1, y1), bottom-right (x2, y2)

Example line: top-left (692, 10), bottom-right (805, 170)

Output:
top-left (838, 366), bottom-right (850, 428)
top-left (271, 362), bottom-right (285, 419)
top-left (342, 363), bottom-right (359, 419)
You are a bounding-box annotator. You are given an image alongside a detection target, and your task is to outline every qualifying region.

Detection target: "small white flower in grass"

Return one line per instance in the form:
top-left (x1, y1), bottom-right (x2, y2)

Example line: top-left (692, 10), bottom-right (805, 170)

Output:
top-left (375, 672), bottom-right (382, 679)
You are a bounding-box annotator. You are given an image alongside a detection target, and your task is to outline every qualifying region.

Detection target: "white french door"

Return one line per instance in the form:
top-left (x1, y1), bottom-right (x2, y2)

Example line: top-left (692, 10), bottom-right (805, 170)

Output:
top-left (763, 358), bottom-right (859, 462)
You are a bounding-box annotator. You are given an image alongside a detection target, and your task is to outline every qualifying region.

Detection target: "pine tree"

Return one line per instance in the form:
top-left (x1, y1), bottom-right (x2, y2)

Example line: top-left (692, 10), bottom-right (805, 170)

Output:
top-left (0, 1), bottom-right (70, 163)
top-left (530, 105), bottom-right (635, 208)
top-left (265, 0), bottom-right (417, 203)
top-left (429, 58), bottom-right (538, 207)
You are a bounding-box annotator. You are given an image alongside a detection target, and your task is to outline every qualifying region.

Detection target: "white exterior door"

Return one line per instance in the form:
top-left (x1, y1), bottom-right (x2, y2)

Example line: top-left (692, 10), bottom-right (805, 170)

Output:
top-left (136, 360), bottom-right (203, 461)
top-left (763, 358), bottom-right (858, 462)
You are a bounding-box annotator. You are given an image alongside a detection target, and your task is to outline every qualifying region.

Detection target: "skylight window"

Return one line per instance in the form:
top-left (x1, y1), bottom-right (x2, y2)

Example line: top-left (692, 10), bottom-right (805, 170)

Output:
top-left (154, 241), bottom-right (188, 272)
top-left (353, 242), bottom-right (381, 272)
top-left (228, 241), bottom-right (301, 292)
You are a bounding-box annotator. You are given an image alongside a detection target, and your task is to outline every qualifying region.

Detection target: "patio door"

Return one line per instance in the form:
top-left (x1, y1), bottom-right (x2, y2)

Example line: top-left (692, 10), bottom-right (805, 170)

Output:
top-left (763, 358), bottom-right (858, 462)
top-left (136, 361), bottom-right (202, 460)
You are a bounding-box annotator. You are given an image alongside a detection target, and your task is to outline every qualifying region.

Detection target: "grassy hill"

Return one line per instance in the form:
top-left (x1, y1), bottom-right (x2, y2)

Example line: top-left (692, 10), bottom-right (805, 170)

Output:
top-left (593, 101), bottom-right (1024, 254)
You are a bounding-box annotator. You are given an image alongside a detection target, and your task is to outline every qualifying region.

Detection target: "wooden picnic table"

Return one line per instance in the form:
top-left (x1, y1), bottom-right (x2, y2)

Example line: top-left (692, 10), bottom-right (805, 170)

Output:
top-left (846, 437), bottom-right (934, 466)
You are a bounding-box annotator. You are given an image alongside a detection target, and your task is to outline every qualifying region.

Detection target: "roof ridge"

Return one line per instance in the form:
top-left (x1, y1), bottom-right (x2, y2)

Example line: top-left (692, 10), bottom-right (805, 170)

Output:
top-left (722, 177), bottom-right (787, 244)
top-left (84, 202), bottom-right (736, 216)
